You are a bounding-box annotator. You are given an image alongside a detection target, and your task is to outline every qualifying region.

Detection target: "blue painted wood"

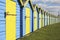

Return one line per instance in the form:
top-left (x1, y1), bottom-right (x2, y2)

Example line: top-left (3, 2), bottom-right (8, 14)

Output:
top-left (23, 8), bottom-right (26, 36)
top-left (39, 12), bottom-right (41, 28)
top-left (37, 13), bottom-right (39, 29)
top-left (36, 8), bottom-right (39, 29)
top-left (0, 0), bottom-right (6, 40)
top-left (0, 32), bottom-right (6, 40)
top-left (32, 10), bottom-right (34, 32)
top-left (20, 7), bottom-right (23, 37)
top-left (16, 1), bottom-right (20, 39)
top-left (37, 11), bottom-right (38, 30)
top-left (30, 9), bottom-right (32, 32)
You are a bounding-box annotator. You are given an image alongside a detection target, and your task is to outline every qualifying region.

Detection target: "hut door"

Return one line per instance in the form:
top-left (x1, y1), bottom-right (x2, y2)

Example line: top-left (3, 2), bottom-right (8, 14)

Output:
top-left (34, 11), bottom-right (37, 31)
top-left (26, 8), bottom-right (30, 34)
top-left (41, 14), bottom-right (44, 27)
top-left (0, 0), bottom-right (6, 40)
top-left (39, 13), bottom-right (41, 28)
top-left (45, 15), bottom-right (47, 26)
top-left (6, 0), bottom-right (16, 40)
top-left (47, 16), bottom-right (48, 25)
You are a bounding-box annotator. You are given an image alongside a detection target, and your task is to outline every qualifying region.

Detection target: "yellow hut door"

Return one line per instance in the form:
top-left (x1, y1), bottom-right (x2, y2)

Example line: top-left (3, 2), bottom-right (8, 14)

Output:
top-left (41, 14), bottom-right (43, 27)
top-left (6, 0), bottom-right (16, 40)
top-left (34, 11), bottom-right (37, 31)
top-left (26, 8), bottom-right (30, 34)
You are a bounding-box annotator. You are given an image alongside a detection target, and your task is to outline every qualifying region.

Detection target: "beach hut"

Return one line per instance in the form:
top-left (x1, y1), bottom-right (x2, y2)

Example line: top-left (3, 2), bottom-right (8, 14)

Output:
top-left (49, 13), bottom-right (51, 25)
top-left (50, 14), bottom-right (55, 24)
top-left (42, 10), bottom-right (45, 27)
top-left (52, 17), bottom-right (54, 24)
top-left (36, 6), bottom-right (40, 29)
top-left (49, 14), bottom-right (52, 24)
top-left (47, 12), bottom-right (50, 25)
top-left (44, 11), bottom-right (48, 26)
top-left (51, 15), bottom-right (54, 24)
top-left (38, 8), bottom-right (41, 28)
top-left (46, 12), bottom-right (48, 26)
top-left (53, 16), bottom-right (56, 24)
top-left (44, 11), bottom-right (45, 26)
top-left (16, 0), bottom-right (33, 39)
top-left (41, 9), bottom-right (44, 27)
top-left (32, 4), bottom-right (38, 31)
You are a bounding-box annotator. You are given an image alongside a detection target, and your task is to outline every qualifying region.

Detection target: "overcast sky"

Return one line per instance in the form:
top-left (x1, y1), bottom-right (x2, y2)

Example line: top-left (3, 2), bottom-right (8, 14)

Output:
top-left (32, 0), bottom-right (60, 16)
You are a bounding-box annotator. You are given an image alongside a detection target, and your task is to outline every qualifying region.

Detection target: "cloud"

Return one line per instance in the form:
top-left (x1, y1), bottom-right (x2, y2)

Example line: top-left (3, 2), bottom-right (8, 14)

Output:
top-left (45, 6), bottom-right (60, 16)
top-left (32, 0), bottom-right (60, 16)
top-left (33, 0), bottom-right (60, 5)
top-left (38, 4), bottom-right (47, 8)
top-left (49, 0), bottom-right (60, 4)
top-left (41, 0), bottom-right (60, 4)
top-left (46, 6), bottom-right (60, 9)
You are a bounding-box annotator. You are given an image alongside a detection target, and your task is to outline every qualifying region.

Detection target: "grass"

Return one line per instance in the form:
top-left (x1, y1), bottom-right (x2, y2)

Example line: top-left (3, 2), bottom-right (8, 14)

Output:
top-left (18, 23), bottom-right (60, 40)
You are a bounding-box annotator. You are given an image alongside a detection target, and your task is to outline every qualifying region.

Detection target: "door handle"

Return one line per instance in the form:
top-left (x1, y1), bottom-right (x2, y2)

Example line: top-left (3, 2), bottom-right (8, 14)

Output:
top-left (4, 12), bottom-right (6, 18)
top-left (25, 16), bottom-right (26, 19)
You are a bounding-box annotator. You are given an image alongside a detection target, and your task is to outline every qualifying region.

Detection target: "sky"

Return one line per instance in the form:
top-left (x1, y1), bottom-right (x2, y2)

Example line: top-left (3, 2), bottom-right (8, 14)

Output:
top-left (32, 0), bottom-right (60, 16)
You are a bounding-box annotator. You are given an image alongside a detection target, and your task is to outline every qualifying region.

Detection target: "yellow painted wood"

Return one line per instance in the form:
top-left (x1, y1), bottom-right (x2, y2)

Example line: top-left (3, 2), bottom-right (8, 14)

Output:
top-left (26, 8), bottom-right (30, 34)
top-left (6, 0), bottom-right (16, 40)
top-left (6, 0), bottom-right (16, 14)
top-left (41, 14), bottom-right (43, 27)
top-left (34, 10), bottom-right (37, 31)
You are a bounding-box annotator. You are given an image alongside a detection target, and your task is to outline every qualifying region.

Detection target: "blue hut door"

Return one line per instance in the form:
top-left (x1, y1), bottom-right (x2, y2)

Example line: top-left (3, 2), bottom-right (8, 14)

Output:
top-left (39, 13), bottom-right (41, 28)
top-left (0, 0), bottom-right (6, 40)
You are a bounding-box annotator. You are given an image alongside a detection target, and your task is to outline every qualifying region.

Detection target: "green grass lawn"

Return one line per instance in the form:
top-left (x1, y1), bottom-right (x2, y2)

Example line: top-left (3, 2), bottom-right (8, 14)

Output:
top-left (18, 23), bottom-right (60, 40)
